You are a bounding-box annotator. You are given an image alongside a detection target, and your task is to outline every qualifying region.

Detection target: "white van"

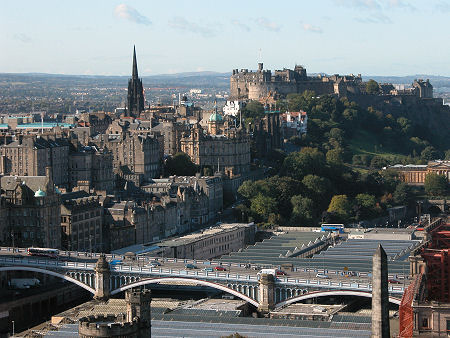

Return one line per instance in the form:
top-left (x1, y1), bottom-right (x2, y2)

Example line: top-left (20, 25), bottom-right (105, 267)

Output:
top-left (257, 269), bottom-right (276, 277)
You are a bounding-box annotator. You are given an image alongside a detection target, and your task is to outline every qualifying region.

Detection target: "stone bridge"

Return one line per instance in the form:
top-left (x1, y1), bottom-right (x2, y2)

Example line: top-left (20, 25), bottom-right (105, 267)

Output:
top-left (0, 251), bottom-right (405, 312)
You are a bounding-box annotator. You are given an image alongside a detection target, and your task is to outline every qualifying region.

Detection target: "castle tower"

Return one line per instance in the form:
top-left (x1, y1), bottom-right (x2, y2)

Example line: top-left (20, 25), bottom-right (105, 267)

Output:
top-left (126, 289), bottom-right (152, 337)
top-left (372, 244), bottom-right (390, 337)
top-left (127, 46), bottom-right (145, 117)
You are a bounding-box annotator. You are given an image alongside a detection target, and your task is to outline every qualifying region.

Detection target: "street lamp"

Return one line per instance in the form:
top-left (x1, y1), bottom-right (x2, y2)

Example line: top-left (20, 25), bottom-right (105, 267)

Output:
top-left (11, 320), bottom-right (15, 337)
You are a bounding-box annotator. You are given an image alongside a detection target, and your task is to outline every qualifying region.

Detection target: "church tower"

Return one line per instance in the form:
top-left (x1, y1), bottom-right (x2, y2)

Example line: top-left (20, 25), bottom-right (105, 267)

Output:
top-left (127, 46), bottom-right (145, 117)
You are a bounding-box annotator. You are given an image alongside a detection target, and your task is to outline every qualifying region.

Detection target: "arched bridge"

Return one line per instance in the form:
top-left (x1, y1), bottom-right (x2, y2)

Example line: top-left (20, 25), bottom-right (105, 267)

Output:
top-left (0, 251), bottom-right (406, 311)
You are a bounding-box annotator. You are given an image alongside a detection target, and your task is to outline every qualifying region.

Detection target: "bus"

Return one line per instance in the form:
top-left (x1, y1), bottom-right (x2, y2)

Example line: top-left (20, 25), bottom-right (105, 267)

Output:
top-left (27, 248), bottom-right (59, 258)
top-left (321, 224), bottom-right (344, 234)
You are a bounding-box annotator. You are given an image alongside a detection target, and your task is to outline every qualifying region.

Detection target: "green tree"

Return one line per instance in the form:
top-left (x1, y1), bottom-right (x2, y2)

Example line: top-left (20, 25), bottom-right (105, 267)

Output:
top-left (327, 195), bottom-right (352, 222)
top-left (282, 148), bottom-right (326, 179)
top-left (164, 153), bottom-right (197, 176)
top-left (237, 180), bottom-right (258, 200)
top-left (421, 146), bottom-right (440, 161)
top-left (242, 100), bottom-right (265, 119)
top-left (290, 194), bottom-right (315, 226)
top-left (393, 182), bottom-right (412, 205)
top-left (365, 79), bottom-right (380, 94)
top-left (355, 193), bottom-right (380, 219)
top-left (326, 148), bottom-right (344, 165)
top-left (250, 194), bottom-right (277, 220)
top-left (424, 173), bottom-right (448, 196)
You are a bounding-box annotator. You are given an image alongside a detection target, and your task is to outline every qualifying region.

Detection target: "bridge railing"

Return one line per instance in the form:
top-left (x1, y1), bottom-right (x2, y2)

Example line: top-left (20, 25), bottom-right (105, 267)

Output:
top-left (0, 254), bottom-right (405, 294)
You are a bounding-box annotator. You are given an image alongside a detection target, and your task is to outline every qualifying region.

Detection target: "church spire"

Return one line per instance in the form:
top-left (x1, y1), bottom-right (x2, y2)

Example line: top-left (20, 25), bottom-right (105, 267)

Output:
top-left (132, 45), bottom-right (138, 79)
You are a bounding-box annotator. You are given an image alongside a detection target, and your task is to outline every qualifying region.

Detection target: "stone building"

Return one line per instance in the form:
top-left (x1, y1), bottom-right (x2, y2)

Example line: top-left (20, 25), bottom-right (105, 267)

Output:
top-left (413, 79), bottom-right (433, 99)
top-left (0, 134), bottom-right (70, 188)
top-left (60, 194), bottom-right (104, 252)
top-left (126, 46), bottom-right (145, 117)
top-left (0, 168), bottom-right (61, 248)
top-left (158, 223), bottom-right (256, 260)
top-left (69, 145), bottom-right (114, 194)
top-left (78, 111), bottom-right (112, 136)
top-left (250, 111), bottom-right (283, 159)
top-left (95, 132), bottom-right (160, 183)
top-left (387, 161), bottom-right (450, 185)
top-left (104, 201), bottom-right (139, 251)
top-left (180, 121), bottom-right (250, 178)
top-left (151, 121), bottom-right (189, 156)
top-left (230, 63), bottom-right (362, 101)
top-left (78, 289), bottom-right (151, 338)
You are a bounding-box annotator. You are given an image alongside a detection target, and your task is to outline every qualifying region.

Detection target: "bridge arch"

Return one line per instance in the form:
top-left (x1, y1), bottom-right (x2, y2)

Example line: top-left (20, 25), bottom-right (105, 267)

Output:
top-left (0, 266), bottom-right (96, 294)
top-left (111, 277), bottom-right (259, 307)
top-left (275, 289), bottom-right (401, 309)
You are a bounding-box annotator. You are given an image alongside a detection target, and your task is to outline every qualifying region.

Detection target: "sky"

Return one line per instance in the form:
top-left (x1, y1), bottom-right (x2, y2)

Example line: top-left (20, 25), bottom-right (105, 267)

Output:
top-left (1, 0), bottom-right (450, 76)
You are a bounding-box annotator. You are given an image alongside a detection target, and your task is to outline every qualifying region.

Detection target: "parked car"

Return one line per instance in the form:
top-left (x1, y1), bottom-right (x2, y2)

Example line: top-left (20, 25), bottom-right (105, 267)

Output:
top-left (388, 279), bottom-right (401, 284)
top-left (110, 260), bottom-right (122, 266)
top-left (147, 260), bottom-right (161, 268)
top-left (203, 267), bottom-right (214, 272)
top-left (276, 269), bottom-right (287, 276)
top-left (316, 273), bottom-right (330, 279)
top-left (214, 266), bottom-right (226, 271)
top-left (185, 263), bottom-right (197, 269)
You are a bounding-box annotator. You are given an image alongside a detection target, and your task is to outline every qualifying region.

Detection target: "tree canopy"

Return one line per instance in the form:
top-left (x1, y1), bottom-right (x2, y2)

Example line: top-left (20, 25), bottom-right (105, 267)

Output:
top-left (164, 152), bottom-right (198, 176)
top-left (424, 173), bottom-right (448, 196)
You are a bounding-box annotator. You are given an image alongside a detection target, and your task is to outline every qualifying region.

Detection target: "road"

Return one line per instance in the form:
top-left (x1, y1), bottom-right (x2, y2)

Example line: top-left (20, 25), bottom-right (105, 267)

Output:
top-left (0, 248), bottom-right (409, 287)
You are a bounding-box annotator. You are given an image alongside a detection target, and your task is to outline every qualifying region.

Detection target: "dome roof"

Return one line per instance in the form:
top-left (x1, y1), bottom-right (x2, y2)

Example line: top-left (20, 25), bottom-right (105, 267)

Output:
top-left (209, 112), bottom-right (223, 122)
top-left (34, 188), bottom-right (46, 197)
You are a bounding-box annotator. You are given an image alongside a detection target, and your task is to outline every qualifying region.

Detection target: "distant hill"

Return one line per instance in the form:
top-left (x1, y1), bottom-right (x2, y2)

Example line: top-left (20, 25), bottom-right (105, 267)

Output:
top-left (1, 71), bottom-right (450, 91)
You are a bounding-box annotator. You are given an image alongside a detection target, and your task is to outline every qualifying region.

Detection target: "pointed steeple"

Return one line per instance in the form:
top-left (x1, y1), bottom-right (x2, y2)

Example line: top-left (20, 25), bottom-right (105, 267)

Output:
top-left (132, 45), bottom-right (138, 79)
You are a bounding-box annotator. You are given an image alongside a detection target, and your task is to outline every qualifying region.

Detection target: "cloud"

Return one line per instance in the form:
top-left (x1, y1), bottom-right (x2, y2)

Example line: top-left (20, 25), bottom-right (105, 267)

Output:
top-left (114, 4), bottom-right (151, 26)
top-left (231, 19), bottom-right (251, 32)
top-left (302, 23), bottom-right (323, 33)
top-left (255, 17), bottom-right (281, 32)
top-left (169, 17), bottom-right (218, 38)
top-left (334, 0), bottom-right (382, 11)
top-left (435, 0), bottom-right (450, 12)
top-left (355, 13), bottom-right (392, 23)
top-left (13, 33), bottom-right (32, 43)
top-left (388, 0), bottom-right (416, 11)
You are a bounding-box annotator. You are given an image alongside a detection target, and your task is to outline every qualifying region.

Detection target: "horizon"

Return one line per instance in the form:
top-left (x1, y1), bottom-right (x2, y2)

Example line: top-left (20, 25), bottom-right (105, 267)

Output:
top-left (1, 1), bottom-right (450, 77)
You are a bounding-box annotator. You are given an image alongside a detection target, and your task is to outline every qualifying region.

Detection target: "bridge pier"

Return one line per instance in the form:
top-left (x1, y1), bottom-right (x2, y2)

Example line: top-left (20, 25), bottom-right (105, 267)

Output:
top-left (94, 254), bottom-right (110, 300)
top-left (258, 274), bottom-right (275, 313)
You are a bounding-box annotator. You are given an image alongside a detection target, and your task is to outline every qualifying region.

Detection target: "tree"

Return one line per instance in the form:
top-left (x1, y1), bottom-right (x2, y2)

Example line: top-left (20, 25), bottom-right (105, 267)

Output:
top-left (327, 195), bottom-right (352, 222)
top-left (355, 193), bottom-right (380, 219)
top-left (237, 180), bottom-right (258, 200)
top-left (282, 148), bottom-right (326, 179)
top-left (393, 183), bottom-right (412, 205)
top-left (164, 152), bottom-right (197, 176)
top-left (242, 100), bottom-right (265, 119)
top-left (365, 79), bottom-right (380, 94)
top-left (250, 194), bottom-right (277, 220)
top-left (326, 148), bottom-right (344, 165)
top-left (290, 194), bottom-right (315, 226)
top-left (424, 173), bottom-right (448, 196)
top-left (421, 146), bottom-right (440, 161)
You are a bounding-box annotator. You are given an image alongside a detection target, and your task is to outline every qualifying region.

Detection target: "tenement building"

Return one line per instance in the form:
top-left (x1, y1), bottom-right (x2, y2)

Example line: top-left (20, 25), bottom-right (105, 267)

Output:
top-left (94, 132), bottom-right (160, 183)
top-left (0, 134), bottom-right (70, 188)
top-left (0, 168), bottom-right (61, 248)
top-left (69, 144), bottom-right (114, 194)
top-left (180, 117), bottom-right (250, 178)
top-left (60, 193), bottom-right (104, 252)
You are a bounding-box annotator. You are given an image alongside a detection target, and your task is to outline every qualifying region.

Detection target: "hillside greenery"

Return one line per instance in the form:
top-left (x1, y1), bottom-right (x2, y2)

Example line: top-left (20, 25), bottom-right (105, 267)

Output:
top-left (237, 91), bottom-right (448, 227)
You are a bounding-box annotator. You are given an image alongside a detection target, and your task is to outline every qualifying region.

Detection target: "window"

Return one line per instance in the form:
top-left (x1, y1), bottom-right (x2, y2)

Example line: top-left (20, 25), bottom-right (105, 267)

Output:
top-left (422, 318), bottom-right (429, 329)
top-left (447, 319), bottom-right (450, 332)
